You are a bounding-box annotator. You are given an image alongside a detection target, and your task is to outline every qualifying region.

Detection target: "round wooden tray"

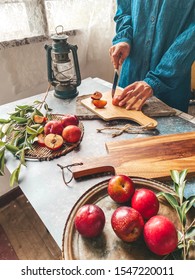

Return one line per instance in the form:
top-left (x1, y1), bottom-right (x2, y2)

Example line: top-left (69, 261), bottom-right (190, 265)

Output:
top-left (13, 114), bottom-right (84, 161)
top-left (62, 177), bottom-right (195, 260)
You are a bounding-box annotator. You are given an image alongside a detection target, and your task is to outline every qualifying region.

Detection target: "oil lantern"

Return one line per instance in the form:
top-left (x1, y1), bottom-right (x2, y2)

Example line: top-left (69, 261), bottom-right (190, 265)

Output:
top-left (45, 26), bottom-right (81, 99)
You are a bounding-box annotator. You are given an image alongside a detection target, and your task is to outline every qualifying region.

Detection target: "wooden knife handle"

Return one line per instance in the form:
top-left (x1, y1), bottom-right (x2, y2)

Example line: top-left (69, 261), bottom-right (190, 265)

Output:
top-left (72, 156), bottom-right (116, 179)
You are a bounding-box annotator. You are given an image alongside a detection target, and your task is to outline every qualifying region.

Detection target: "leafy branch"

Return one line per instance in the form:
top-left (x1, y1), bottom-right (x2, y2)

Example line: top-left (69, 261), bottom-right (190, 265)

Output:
top-left (157, 169), bottom-right (195, 260)
top-left (0, 84), bottom-right (52, 187)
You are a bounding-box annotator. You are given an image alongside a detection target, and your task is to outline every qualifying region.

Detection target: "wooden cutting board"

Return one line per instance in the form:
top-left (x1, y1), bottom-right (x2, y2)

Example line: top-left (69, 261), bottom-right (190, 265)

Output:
top-left (81, 89), bottom-right (158, 129)
top-left (72, 131), bottom-right (195, 180)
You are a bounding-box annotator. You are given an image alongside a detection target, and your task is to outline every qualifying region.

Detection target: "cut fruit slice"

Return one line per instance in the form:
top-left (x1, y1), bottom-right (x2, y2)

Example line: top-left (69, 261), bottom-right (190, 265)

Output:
top-left (44, 133), bottom-right (64, 151)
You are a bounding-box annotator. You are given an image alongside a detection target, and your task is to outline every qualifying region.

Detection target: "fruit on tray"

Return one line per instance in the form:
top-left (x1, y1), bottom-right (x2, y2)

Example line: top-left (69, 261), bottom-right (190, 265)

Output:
top-left (61, 114), bottom-right (79, 128)
top-left (107, 175), bottom-right (135, 203)
top-left (131, 188), bottom-right (159, 220)
top-left (44, 120), bottom-right (64, 135)
top-left (33, 114), bottom-right (47, 124)
top-left (44, 133), bottom-right (63, 150)
top-left (91, 91), bottom-right (103, 100)
top-left (143, 215), bottom-right (178, 255)
top-left (92, 99), bottom-right (107, 108)
top-left (62, 125), bottom-right (82, 143)
top-left (37, 133), bottom-right (46, 147)
top-left (111, 206), bottom-right (144, 242)
top-left (74, 204), bottom-right (105, 238)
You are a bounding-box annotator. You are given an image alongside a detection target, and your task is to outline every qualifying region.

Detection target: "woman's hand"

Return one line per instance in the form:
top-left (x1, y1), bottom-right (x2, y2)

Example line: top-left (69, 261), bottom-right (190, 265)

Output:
top-left (109, 42), bottom-right (130, 69)
top-left (117, 81), bottom-right (153, 110)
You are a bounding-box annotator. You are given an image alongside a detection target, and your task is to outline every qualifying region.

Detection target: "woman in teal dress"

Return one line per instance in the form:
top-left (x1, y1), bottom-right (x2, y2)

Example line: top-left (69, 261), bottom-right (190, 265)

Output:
top-left (109, 0), bottom-right (195, 112)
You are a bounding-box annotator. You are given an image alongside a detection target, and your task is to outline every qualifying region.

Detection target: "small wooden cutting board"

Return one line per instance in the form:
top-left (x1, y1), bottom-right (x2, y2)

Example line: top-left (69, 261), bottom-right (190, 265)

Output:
top-left (72, 131), bottom-right (195, 180)
top-left (81, 89), bottom-right (158, 129)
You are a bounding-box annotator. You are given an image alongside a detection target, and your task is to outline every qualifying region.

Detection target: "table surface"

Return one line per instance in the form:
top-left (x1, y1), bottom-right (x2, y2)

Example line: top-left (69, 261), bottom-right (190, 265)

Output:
top-left (1, 77), bottom-right (195, 249)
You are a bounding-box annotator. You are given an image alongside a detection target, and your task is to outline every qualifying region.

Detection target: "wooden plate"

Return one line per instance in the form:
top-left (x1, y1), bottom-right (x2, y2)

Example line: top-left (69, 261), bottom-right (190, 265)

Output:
top-left (62, 177), bottom-right (195, 260)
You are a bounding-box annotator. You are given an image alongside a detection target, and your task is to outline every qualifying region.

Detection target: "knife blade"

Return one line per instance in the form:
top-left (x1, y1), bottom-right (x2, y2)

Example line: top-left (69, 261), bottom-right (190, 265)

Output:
top-left (111, 69), bottom-right (119, 98)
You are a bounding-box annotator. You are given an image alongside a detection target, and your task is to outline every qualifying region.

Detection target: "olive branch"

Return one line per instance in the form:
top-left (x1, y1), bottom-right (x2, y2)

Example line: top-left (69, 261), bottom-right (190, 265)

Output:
top-left (0, 84), bottom-right (52, 187)
top-left (157, 169), bottom-right (195, 260)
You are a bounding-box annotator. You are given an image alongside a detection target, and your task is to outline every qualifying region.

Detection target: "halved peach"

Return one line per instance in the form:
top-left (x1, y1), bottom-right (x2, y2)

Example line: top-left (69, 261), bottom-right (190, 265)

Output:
top-left (37, 133), bottom-right (46, 147)
top-left (91, 91), bottom-right (103, 100)
top-left (92, 99), bottom-right (107, 108)
top-left (44, 133), bottom-right (63, 151)
top-left (33, 115), bottom-right (47, 124)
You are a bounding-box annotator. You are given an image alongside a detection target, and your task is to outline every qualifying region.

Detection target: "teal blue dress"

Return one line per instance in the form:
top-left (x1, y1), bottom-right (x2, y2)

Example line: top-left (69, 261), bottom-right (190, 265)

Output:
top-left (112, 0), bottom-right (195, 112)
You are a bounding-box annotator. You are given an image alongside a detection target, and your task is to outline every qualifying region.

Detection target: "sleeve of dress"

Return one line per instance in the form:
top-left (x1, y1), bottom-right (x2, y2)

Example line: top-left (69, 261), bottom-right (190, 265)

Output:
top-left (112, 0), bottom-right (133, 45)
top-left (144, 22), bottom-right (195, 94)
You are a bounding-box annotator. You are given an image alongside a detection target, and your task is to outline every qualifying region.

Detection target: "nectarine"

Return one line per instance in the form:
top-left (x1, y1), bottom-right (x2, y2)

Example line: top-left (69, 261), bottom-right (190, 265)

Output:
top-left (62, 125), bottom-right (82, 143)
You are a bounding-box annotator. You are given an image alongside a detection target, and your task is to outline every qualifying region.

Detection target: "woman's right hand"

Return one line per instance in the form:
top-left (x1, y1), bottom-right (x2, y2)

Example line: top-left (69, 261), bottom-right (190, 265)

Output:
top-left (109, 42), bottom-right (130, 69)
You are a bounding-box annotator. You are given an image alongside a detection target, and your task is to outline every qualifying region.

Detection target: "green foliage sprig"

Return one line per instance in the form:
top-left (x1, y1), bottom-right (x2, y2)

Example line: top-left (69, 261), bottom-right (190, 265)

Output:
top-left (158, 169), bottom-right (195, 260)
top-left (0, 86), bottom-right (52, 187)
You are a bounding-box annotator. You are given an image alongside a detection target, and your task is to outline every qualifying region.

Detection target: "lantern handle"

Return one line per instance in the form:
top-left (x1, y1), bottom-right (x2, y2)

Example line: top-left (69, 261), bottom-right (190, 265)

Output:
top-left (55, 25), bottom-right (64, 35)
top-left (44, 44), bottom-right (55, 85)
top-left (69, 44), bottom-right (81, 87)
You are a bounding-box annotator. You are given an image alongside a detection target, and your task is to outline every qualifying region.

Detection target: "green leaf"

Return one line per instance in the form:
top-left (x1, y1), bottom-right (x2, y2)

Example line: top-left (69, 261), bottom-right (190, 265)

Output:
top-left (1, 123), bottom-right (11, 134)
top-left (170, 170), bottom-right (180, 184)
top-left (33, 100), bottom-right (42, 105)
top-left (175, 206), bottom-right (183, 224)
top-left (19, 149), bottom-right (26, 166)
top-left (186, 239), bottom-right (195, 256)
top-left (10, 164), bottom-right (21, 187)
top-left (5, 144), bottom-right (19, 154)
top-left (185, 196), bottom-right (195, 213)
top-left (10, 116), bottom-right (27, 124)
top-left (31, 124), bottom-right (41, 129)
top-left (26, 126), bottom-right (38, 135)
top-left (37, 126), bottom-right (44, 134)
top-left (0, 118), bottom-right (10, 124)
top-left (0, 140), bottom-right (5, 148)
top-left (180, 200), bottom-right (188, 226)
top-left (157, 192), bottom-right (179, 209)
top-left (16, 105), bottom-right (31, 110)
top-left (185, 226), bottom-right (195, 239)
top-left (0, 148), bottom-right (5, 176)
top-left (179, 169), bottom-right (188, 184)
top-left (34, 108), bottom-right (43, 117)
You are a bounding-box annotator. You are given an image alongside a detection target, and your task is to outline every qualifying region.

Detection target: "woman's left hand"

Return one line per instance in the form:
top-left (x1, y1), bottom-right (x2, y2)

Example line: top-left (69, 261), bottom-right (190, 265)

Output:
top-left (117, 81), bottom-right (153, 110)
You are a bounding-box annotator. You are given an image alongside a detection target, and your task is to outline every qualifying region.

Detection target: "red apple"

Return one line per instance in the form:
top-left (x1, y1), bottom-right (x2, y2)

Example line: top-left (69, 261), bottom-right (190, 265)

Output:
top-left (74, 204), bottom-right (105, 238)
top-left (111, 206), bottom-right (144, 242)
top-left (107, 175), bottom-right (135, 203)
top-left (44, 120), bottom-right (64, 135)
top-left (131, 188), bottom-right (159, 219)
top-left (44, 133), bottom-right (63, 150)
top-left (61, 114), bottom-right (79, 128)
top-left (62, 125), bottom-right (82, 143)
top-left (143, 215), bottom-right (178, 256)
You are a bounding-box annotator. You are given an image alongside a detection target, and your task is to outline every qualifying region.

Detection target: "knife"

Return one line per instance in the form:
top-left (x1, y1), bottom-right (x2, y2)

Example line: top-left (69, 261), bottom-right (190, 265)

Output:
top-left (111, 69), bottom-right (119, 98)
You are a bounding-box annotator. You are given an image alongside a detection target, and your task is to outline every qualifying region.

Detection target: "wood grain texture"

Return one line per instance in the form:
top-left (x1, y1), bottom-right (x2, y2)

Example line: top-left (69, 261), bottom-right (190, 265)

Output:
top-left (81, 89), bottom-right (158, 128)
top-left (72, 131), bottom-right (195, 180)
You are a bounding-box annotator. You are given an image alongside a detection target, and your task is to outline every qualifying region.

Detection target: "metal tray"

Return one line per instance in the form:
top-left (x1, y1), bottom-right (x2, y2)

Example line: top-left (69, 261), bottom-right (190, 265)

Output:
top-left (62, 177), bottom-right (195, 260)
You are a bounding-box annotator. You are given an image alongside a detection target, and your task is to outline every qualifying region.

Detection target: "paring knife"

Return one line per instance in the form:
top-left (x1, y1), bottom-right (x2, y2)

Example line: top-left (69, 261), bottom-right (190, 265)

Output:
top-left (111, 69), bottom-right (119, 98)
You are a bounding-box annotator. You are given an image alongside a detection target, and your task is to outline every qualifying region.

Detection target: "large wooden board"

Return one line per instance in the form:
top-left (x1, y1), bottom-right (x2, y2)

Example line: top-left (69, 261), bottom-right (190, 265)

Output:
top-left (72, 131), bottom-right (195, 180)
top-left (81, 89), bottom-right (158, 129)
